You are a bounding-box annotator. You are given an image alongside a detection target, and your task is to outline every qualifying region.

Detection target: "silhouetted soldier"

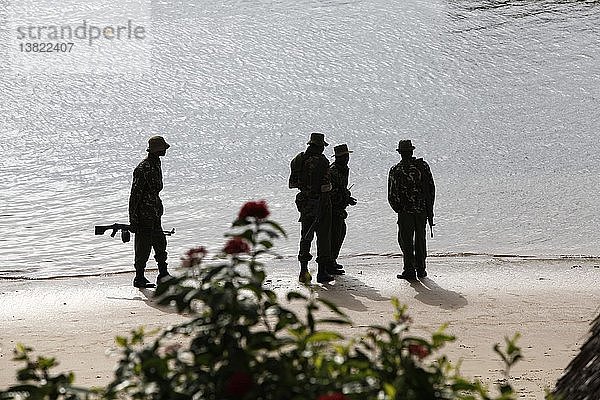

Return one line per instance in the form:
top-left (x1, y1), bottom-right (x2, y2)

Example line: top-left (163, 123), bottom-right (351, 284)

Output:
top-left (289, 133), bottom-right (336, 284)
top-left (129, 136), bottom-right (173, 288)
top-left (388, 140), bottom-right (435, 280)
top-left (329, 144), bottom-right (357, 272)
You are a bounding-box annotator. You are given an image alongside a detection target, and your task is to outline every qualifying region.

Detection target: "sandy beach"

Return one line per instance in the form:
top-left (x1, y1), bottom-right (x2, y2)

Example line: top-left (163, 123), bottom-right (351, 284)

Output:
top-left (1, 255), bottom-right (599, 399)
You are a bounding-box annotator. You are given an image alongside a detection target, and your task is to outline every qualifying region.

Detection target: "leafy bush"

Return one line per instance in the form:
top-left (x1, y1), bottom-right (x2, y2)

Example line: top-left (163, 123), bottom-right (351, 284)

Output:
top-left (1, 201), bottom-right (523, 400)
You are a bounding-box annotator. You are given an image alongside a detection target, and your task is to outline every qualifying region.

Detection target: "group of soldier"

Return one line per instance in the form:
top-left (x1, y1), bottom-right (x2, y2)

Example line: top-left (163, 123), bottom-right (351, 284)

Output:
top-left (288, 133), bottom-right (358, 283)
top-left (289, 132), bottom-right (436, 284)
top-left (126, 133), bottom-right (435, 288)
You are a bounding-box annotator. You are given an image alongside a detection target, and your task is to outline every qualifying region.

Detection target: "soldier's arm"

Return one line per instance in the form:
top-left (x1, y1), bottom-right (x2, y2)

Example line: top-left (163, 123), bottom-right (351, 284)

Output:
top-left (142, 162), bottom-right (162, 194)
top-left (314, 156), bottom-right (331, 193)
top-left (422, 161), bottom-right (435, 208)
top-left (419, 161), bottom-right (435, 224)
top-left (128, 169), bottom-right (142, 224)
top-left (387, 167), bottom-right (399, 213)
top-left (329, 166), bottom-right (343, 204)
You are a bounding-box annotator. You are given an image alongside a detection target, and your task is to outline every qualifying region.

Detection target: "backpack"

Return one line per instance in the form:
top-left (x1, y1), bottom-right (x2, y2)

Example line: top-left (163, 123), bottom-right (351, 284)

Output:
top-left (288, 152), bottom-right (305, 189)
top-left (389, 158), bottom-right (426, 213)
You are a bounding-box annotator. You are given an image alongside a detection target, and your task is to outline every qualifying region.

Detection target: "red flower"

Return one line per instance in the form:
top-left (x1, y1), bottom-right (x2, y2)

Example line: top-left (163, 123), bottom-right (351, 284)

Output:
top-left (238, 200), bottom-right (270, 220)
top-left (186, 246), bottom-right (207, 258)
top-left (181, 246), bottom-right (207, 268)
top-left (408, 343), bottom-right (430, 359)
top-left (224, 371), bottom-right (253, 396)
top-left (223, 237), bottom-right (251, 254)
top-left (317, 393), bottom-right (350, 400)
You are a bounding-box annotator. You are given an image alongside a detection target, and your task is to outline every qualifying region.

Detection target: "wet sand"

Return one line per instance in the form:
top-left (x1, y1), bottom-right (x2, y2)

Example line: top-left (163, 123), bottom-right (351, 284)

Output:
top-left (1, 255), bottom-right (599, 399)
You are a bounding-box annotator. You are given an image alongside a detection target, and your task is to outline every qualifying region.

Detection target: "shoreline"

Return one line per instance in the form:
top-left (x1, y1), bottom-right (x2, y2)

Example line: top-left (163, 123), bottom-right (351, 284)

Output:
top-left (1, 255), bottom-right (599, 399)
top-left (2, 252), bottom-right (600, 281)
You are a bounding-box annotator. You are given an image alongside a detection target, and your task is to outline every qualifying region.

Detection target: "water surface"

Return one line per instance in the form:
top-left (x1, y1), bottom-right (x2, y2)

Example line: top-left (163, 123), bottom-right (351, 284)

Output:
top-left (1, 0), bottom-right (599, 278)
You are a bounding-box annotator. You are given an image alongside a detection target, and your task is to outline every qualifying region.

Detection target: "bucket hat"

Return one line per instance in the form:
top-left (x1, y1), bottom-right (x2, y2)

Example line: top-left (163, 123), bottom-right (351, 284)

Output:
top-left (397, 139), bottom-right (415, 152)
top-left (307, 132), bottom-right (329, 147)
top-left (333, 144), bottom-right (353, 157)
top-left (147, 136), bottom-right (170, 153)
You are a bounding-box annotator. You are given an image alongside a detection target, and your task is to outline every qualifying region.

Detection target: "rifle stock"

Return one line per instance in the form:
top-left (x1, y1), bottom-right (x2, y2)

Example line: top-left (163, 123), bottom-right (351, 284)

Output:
top-left (94, 223), bottom-right (175, 244)
top-left (95, 223), bottom-right (132, 243)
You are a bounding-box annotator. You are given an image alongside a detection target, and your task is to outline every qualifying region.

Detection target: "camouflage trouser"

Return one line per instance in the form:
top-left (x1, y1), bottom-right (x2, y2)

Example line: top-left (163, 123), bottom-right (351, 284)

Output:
top-left (397, 212), bottom-right (427, 274)
top-left (298, 197), bottom-right (333, 270)
top-left (331, 210), bottom-right (347, 262)
top-left (134, 218), bottom-right (168, 278)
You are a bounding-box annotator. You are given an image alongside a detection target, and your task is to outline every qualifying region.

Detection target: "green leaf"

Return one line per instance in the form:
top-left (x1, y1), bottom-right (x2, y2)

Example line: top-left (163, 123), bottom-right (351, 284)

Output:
top-left (37, 356), bottom-right (57, 370)
top-left (287, 292), bottom-right (308, 301)
top-left (431, 323), bottom-right (455, 348)
top-left (316, 298), bottom-right (349, 318)
top-left (383, 382), bottom-right (397, 398)
top-left (225, 229), bottom-right (255, 243)
top-left (315, 318), bottom-right (351, 326)
top-left (258, 220), bottom-right (287, 237)
top-left (232, 218), bottom-right (251, 227)
top-left (259, 240), bottom-right (274, 249)
top-left (307, 331), bottom-right (343, 343)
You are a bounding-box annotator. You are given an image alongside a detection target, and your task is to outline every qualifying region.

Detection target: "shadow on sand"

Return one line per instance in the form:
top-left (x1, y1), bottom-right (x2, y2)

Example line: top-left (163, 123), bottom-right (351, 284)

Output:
top-left (107, 288), bottom-right (181, 314)
top-left (315, 273), bottom-right (390, 312)
top-left (408, 277), bottom-right (468, 310)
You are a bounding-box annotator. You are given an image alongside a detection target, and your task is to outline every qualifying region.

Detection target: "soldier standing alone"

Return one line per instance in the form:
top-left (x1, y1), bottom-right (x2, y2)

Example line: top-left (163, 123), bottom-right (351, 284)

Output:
top-left (129, 136), bottom-right (173, 288)
top-left (289, 133), bottom-right (337, 284)
top-left (329, 144), bottom-right (357, 272)
top-left (388, 140), bottom-right (435, 280)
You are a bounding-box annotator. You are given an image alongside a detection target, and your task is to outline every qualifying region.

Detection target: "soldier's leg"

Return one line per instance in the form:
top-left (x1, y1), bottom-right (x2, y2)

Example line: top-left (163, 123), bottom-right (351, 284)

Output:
top-left (133, 225), bottom-right (153, 286)
top-left (298, 216), bottom-right (315, 265)
top-left (316, 200), bottom-right (335, 281)
top-left (315, 204), bottom-right (332, 264)
top-left (414, 213), bottom-right (427, 277)
top-left (338, 218), bottom-right (347, 260)
top-left (330, 213), bottom-right (343, 261)
top-left (326, 212), bottom-right (345, 274)
top-left (152, 222), bottom-right (170, 282)
top-left (397, 212), bottom-right (416, 276)
top-left (298, 216), bottom-right (314, 283)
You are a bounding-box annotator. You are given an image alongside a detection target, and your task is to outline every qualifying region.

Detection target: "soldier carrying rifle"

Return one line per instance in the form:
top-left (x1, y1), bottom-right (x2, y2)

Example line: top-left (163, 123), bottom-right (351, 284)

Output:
top-left (128, 136), bottom-right (173, 288)
top-left (289, 133), bottom-right (339, 284)
top-left (388, 139), bottom-right (435, 280)
top-left (329, 144), bottom-right (357, 272)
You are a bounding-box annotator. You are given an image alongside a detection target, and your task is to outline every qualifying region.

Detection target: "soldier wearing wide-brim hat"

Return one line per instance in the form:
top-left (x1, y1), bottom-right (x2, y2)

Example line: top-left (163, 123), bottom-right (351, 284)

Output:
top-left (388, 139), bottom-right (435, 280)
top-left (332, 143), bottom-right (353, 157)
top-left (396, 139), bottom-right (415, 152)
top-left (147, 135), bottom-right (171, 153)
top-left (307, 132), bottom-right (329, 147)
top-left (289, 132), bottom-right (337, 284)
top-left (329, 144), bottom-right (357, 271)
top-left (129, 135), bottom-right (173, 288)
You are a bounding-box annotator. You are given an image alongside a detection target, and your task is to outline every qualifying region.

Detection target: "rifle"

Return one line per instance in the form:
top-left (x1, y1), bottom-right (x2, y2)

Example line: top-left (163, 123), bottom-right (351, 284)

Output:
top-left (428, 217), bottom-right (435, 238)
top-left (414, 158), bottom-right (435, 238)
top-left (426, 202), bottom-right (435, 238)
top-left (95, 223), bottom-right (175, 243)
top-left (302, 195), bottom-right (322, 241)
top-left (425, 192), bottom-right (435, 238)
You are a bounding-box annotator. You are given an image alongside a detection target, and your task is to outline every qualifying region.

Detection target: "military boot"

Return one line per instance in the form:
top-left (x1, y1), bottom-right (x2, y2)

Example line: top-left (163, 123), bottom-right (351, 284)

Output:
top-left (156, 263), bottom-right (173, 285)
top-left (133, 269), bottom-right (156, 288)
top-left (299, 261), bottom-right (312, 284)
top-left (396, 268), bottom-right (417, 281)
top-left (326, 260), bottom-right (344, 275)
top-left (316, 262), bottom-right (335, 284)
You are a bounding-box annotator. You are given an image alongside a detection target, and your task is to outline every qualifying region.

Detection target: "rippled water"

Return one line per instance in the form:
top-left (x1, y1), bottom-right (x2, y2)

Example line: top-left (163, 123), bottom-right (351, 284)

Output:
top-left (1, 0), bottom-right (599, 278)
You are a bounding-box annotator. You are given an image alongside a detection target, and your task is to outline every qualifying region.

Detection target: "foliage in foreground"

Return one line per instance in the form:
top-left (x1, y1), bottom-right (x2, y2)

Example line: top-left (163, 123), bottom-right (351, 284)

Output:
top-left (1, 201), bottom-right (527, 400)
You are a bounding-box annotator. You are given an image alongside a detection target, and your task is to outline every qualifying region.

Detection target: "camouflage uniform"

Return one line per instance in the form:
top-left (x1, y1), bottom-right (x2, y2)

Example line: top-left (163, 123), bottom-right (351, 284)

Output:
top-left (129, 152), bottom-right (168, 283)
top-left (388, 152), bottom-right (435, 277)
top-left (295, 147), bottom-right (333, 268)
top-left (329, 162), bottom-right (352, 263)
